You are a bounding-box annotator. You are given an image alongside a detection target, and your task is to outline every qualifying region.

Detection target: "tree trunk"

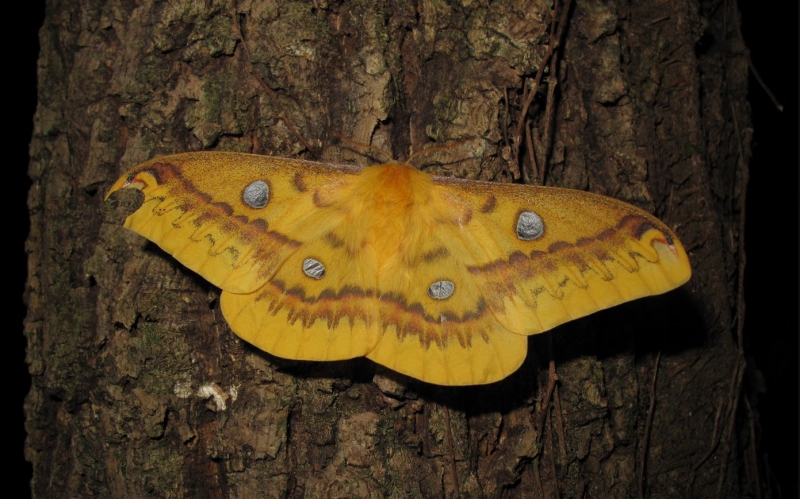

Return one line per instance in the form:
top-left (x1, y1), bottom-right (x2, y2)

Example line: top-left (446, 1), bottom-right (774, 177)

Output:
top-left (25, 0), bottom-right (758, 497)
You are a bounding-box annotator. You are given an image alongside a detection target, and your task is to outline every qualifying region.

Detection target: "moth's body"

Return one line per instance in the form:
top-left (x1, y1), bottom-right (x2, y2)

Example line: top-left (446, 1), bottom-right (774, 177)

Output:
top-left (346, 162), bottom-right (445, 278)
top-left (108, 152), bottom-right (691, 385)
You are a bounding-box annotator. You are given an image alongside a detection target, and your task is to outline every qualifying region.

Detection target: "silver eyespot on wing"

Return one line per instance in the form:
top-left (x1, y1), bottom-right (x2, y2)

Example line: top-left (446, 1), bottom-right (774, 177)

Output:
top-left (428, 280), bottom-right (455, 300)
top-left (516, 210), bottom-right (544, 241)
top-left (242, 180), bottom-right (269, 209)
top-left (302, 258), bottom-right (326, 280)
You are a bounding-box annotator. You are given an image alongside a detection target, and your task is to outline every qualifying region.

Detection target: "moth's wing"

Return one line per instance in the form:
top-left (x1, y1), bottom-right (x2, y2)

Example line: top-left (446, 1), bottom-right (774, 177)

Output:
top-left (365, 208), bottom-right (529, 386)
top-left (108, 152), bottom-right (339, 293)
top-left (361, 173), bottom-right (532, 387)
top-left (436, 180), bottom-right (692, 336)
top-left (220, 174), bottom-right (388, 362)
top-left (108, 151), bottom-right (381, 360)
top-left (366, 178), bottom-right (691, 385)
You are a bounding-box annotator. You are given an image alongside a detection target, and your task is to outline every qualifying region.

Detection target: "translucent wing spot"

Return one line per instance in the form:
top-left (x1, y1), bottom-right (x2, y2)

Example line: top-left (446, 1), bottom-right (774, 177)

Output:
top-left (516, 210), bottom-right (544, 241)
top-left (428, 280), bottom-right (455, 300)
top-left (242, 180), bottom-right (269, 209)
top-left (302, 258), bottom-right (326, 280)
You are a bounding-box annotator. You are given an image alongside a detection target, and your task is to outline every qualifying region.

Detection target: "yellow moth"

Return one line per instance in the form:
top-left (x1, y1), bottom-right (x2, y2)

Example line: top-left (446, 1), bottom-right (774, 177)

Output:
top-left (107, 151), bottom-right (691, 386)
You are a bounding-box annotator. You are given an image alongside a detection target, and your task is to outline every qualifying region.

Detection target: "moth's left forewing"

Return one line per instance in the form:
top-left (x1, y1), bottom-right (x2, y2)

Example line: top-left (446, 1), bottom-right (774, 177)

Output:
top-left (107, 152), bottom-right (345, 294)
top-left (431, 177), bottom-right (692, 336)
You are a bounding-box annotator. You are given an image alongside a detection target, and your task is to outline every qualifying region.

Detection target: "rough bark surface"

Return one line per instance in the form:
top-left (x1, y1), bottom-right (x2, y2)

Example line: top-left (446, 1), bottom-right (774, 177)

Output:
top-left (26, 0), bottom-right (757, 497)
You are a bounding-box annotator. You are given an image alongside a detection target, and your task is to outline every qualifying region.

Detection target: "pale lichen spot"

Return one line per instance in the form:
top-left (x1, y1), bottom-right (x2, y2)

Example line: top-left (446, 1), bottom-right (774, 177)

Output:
top-left (242, 180), bottom-right (269, 209)
top-left (173, 381), bottom-right (193, 399)
top-left (197, 383), bottom-right (228, 411)
top-left (302, 258), bottom-right (326, 279)
top-left (428, 280), bottom-right (455, 300)
top-left (516, 210), bottom-right (544, 241)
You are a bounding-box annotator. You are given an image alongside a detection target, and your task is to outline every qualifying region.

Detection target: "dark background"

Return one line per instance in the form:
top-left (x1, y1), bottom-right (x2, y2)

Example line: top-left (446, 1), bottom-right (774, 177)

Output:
top-left (13, 2), bottom-right (797, 497)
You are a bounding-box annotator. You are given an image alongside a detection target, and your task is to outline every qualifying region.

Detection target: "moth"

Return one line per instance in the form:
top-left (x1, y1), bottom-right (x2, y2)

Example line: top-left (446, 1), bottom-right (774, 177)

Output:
top-left (107, 151), bottom-right (691, 385)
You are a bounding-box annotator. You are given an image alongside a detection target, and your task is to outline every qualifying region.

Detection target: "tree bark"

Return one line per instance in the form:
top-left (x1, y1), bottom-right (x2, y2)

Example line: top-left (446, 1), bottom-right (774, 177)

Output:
top-left (26, 0), bottom-right (757, 497)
